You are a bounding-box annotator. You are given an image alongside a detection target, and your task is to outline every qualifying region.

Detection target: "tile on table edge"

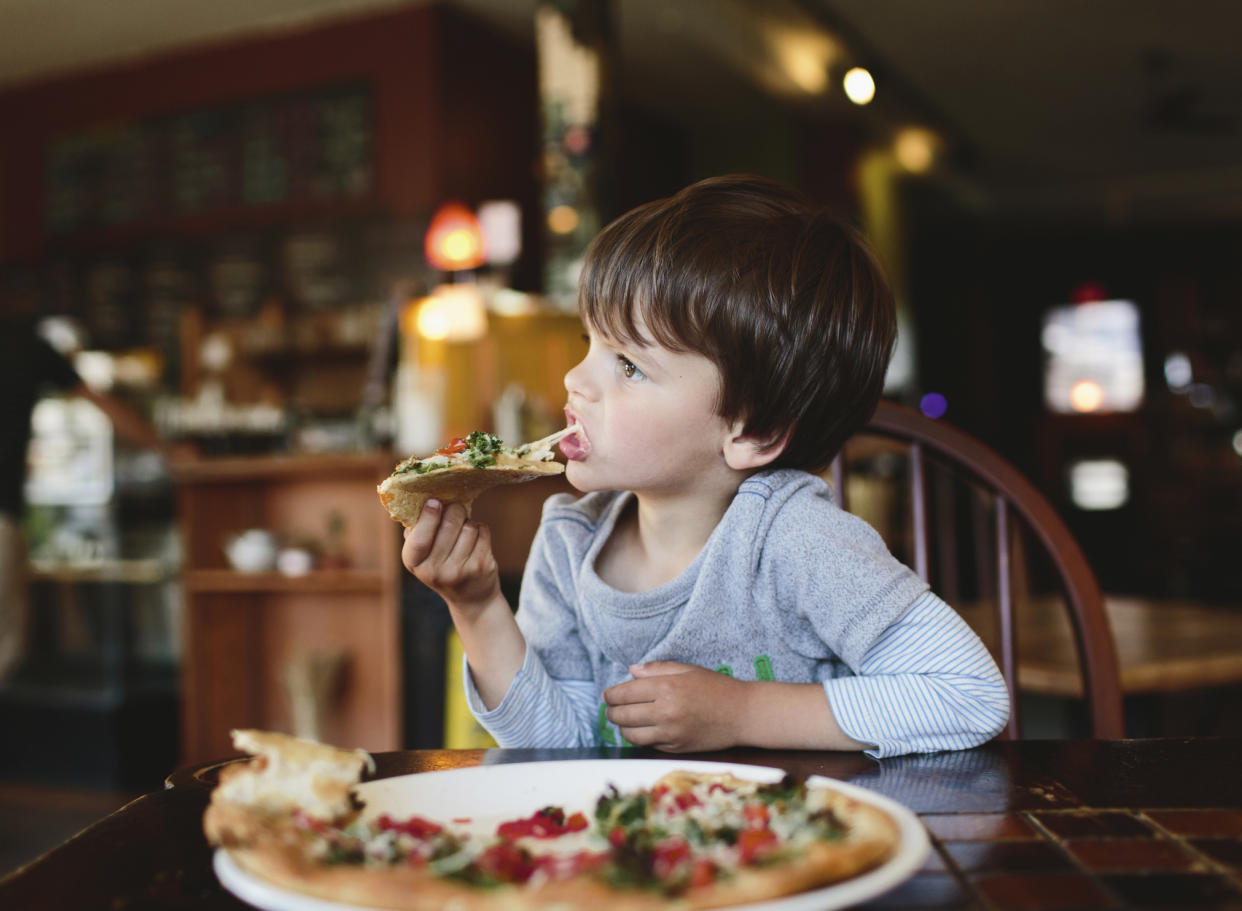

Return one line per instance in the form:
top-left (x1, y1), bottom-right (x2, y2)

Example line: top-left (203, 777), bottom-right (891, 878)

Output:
top-left (1144, 809), bottom-right (1242, 839)
top-left (1189, 837), bottom-right (1242, 871)
top-left (1064, 838), bottom-right (1201, 873)
top-left (970, 871), bottom-right (1117, 910)
top-left (942, 839), bottom-right (1076, 874)
top-left (1030, 810), bottom-right (1156, 839)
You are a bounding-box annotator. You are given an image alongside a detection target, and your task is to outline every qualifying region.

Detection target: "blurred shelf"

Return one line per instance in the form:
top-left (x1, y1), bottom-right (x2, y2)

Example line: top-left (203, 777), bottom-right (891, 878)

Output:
top-left (28, 558), bottom-right (172, 585)
top-left (184, 569), bottom-right (384, 593)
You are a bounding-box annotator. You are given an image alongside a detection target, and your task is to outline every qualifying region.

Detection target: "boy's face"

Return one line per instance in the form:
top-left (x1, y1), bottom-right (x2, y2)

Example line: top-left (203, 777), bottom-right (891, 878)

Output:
top-left (561, 320), bottom-right (738, 498)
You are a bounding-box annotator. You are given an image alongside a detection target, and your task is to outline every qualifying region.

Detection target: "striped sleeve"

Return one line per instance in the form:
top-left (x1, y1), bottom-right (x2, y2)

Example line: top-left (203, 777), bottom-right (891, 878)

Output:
top-left (462, 644), bottom-right (599, 747)
top-left (826, 592), bottom-right (1010, 757)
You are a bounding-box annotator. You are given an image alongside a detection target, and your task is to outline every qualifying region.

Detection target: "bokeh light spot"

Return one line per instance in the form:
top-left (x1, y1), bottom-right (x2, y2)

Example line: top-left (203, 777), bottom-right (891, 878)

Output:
top-left (920, 392), bottom-right (948, 419)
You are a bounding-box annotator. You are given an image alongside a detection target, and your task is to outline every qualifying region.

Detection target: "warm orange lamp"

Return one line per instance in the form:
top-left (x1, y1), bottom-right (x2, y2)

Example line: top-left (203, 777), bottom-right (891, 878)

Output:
top-left (425, 202), bottom-right (486, 271)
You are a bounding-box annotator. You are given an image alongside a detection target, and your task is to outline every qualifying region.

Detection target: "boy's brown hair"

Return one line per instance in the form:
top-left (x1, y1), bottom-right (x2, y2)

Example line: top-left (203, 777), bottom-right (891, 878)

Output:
top-left (579, 174), bottom-right (896, 473)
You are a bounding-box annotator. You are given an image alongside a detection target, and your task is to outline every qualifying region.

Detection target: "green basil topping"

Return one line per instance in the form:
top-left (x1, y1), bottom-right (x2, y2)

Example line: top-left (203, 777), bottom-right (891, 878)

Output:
top-left (465, 431), bottom-right (503, 468)
top-left (596, 787), bottom-right (649, 830)
top-left (755, 773), bottom-right (805, 804)
top-left (811, 807), bottom-right (848, 840)
top-left (466, 430), bottom-right (503, 453)
top-left (393, 431), bottom-right (509, 475)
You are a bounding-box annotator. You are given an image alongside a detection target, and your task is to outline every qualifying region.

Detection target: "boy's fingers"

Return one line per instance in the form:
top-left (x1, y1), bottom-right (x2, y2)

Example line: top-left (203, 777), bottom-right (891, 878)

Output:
top-left (607, 703), bottom-right (656, 729)
top-left (475, 523), bottom-right (493, 556)
top-left (403, 500), bottom-right (444, 564)
top-left (603, 678), bottom-right (655, 706)
top-left (426, 502), bottom-right (469, 564)
top-left (447, 520), bottom-right (481, 565)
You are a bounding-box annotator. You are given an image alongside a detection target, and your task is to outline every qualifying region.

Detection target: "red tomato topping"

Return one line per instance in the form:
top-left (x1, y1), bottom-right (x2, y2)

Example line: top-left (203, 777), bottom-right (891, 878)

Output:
top-left (738, 828), bottom-right (779, 864)
top-left (435, 438), bottom-right (469, 456)
top-left (496, 806), bottom-right (588, 840)
top-left (674, 792), bottom-right (701, 812)
top-left (743, 803), bottom-right (770, 829)
top-left (292, 810), bottom-right (327, 833)
top-left (609, 826), bottom-right (628, 848)
top-left (378, 814), bottom-right (443, 839)
top-left (476, 841), bottom-right (535, 883)
top-left (652, 837), bottom-right (692, 879)
top-left (689, 858), bottom-right (718, 889)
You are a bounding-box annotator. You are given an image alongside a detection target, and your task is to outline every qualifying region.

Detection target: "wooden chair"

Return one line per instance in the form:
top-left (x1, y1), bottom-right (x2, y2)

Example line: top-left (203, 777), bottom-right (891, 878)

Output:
top-left (830, 400), bottom-right (1124, 739)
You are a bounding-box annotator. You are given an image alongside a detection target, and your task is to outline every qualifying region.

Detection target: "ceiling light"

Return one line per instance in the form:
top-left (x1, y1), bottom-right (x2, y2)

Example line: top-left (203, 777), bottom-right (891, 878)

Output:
top-left (843, 67), bottom-right (875, 105)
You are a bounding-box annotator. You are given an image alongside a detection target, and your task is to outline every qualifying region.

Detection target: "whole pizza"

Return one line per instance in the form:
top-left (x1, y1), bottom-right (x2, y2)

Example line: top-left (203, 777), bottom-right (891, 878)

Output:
top-left (205, 730), bottom-right (900, 910)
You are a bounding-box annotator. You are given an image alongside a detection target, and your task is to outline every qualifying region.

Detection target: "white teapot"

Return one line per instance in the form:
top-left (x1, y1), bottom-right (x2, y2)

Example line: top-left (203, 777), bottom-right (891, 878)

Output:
top-left (223, 528), bottom-right (279, 573)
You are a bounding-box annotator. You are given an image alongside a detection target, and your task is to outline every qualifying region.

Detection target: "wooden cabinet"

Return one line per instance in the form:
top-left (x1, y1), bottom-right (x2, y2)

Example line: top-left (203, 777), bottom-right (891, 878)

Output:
top-left (174, 452), bottom-right (401, 765)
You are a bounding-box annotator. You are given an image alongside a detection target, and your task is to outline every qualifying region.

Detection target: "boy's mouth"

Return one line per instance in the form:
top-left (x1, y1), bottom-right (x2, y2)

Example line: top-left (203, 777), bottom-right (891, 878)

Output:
top-left (559, 409), bottom-right (591, 461)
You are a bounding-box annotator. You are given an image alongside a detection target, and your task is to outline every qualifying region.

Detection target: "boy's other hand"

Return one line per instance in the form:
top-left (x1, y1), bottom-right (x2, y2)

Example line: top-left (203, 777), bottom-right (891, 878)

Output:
top-left (402, 499), bottom-right (501, 614)
top-left (603, 661), bottom-right (743, 752)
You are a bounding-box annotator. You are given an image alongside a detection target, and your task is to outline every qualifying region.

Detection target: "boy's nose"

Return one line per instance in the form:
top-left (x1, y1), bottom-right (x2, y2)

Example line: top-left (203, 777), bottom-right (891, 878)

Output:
top-left (564, 358), bottom-right (596, 401)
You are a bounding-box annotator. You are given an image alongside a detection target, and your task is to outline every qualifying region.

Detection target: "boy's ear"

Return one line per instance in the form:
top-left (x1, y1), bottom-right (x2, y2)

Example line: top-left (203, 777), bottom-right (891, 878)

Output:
top-left (723, 421), bottom-right (791, 471)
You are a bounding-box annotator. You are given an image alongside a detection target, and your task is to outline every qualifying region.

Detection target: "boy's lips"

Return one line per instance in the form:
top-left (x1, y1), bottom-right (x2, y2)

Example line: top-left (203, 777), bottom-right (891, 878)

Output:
top-left (559, 410), bottom-right (591, 461)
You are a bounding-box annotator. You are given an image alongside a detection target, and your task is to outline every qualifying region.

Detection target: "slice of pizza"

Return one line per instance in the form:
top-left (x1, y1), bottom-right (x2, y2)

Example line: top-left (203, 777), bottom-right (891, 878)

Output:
top-left (203, 729), bottom-right (375, 850)
top-left (377, 426), bottom-right (579, 527)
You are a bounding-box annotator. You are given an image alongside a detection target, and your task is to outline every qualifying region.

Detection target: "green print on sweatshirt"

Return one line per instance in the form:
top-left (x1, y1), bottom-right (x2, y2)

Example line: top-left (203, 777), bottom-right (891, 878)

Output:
top-left (596, 656), bottom-right (775, 744)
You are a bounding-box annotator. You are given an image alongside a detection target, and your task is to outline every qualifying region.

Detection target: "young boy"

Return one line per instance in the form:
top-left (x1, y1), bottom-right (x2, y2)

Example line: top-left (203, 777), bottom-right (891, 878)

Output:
top-left (403, 175), bottom-right (1009, 757)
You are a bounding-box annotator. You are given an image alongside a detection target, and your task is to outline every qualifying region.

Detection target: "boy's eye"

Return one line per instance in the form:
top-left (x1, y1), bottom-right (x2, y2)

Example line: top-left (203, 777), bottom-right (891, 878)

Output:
top-left (616, 354), bottom-right (645, 380)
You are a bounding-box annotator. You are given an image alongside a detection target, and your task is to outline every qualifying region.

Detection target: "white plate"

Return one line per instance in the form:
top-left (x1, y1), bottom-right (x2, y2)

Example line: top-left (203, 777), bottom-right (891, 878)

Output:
top-left (214, 758), bottom-right (929, 911)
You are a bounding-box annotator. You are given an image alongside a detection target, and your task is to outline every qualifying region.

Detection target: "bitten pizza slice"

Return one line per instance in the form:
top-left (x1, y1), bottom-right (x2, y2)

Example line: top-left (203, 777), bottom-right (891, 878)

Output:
top-left (377, 426), bottom-right (579, 526)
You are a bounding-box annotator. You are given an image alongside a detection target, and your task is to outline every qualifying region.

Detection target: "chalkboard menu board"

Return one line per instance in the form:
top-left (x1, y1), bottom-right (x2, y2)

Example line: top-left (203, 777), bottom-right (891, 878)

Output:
top-left (45, 83), bottom-right (373, 235)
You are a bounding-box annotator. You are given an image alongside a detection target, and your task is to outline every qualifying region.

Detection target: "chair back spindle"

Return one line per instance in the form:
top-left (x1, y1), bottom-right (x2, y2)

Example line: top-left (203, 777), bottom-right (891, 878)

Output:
top-left (994, 497), bottom-right (1020, 739)
top-left (908, 442), bottom-right (929, 581)
top-left (831, 400), bottom-right (1123, 739)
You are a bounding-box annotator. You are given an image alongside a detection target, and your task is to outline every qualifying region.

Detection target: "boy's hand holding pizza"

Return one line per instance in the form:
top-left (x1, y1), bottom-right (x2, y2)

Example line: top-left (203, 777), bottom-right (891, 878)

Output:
top-left (401, 499), bottom-right (501, 615)
top-left (382, 426), bottom-right (579, 710)
top-left (385, 425), bottom-right (581, 611)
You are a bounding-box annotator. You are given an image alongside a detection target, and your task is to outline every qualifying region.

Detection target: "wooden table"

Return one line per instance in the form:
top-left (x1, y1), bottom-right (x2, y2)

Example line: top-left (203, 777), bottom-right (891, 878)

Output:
top-left (958, 595), bottom-right (1242, 698)
top-left (4, 740), bottom-right (1242, 910)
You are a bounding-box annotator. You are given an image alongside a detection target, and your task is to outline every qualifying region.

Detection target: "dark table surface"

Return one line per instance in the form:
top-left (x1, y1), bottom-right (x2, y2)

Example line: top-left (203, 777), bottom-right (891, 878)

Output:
top-left (4, 739), bottom-right (1242, 910)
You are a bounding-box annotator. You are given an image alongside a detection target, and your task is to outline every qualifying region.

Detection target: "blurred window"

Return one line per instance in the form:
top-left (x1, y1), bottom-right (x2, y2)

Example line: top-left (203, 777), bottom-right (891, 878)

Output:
top-left (1042, 300), bottom-right (1144, 413)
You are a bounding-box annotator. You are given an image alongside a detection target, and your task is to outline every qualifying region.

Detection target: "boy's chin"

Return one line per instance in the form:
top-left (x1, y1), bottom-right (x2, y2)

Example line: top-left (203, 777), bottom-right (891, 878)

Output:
top-left (564, 460), bottom-right (603, 491)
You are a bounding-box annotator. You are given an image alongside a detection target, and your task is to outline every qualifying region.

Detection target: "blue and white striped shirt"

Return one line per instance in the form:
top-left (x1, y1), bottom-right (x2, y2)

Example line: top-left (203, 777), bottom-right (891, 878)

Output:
top-left (466, 470), bottom-right (1009, 758)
